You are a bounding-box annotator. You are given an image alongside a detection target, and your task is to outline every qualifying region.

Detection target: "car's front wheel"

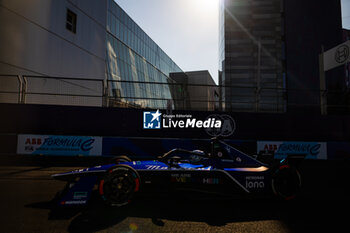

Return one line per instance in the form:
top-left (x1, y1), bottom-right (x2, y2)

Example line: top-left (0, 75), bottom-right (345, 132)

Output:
top-left (99, 165), bottom-right (140, 207)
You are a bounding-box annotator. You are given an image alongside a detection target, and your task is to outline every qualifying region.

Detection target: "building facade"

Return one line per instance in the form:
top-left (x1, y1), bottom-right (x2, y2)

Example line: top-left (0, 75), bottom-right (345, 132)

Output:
top-left (284, 0), bottom-right (344, 114)
top-left (185, 71), bottom-right (219, 111)
top-left (170, 71), bottom-right (219, 111)
top-left (342, 29), bottom-right (350, 90)
top-left (0, 0), bottom-right (183, 109)
top-left (106, 0), bottom-right (183, 109)
top-left (219, 0), bottom-right (285, 112)
top-left (219, 0), bottom-right (346, 114)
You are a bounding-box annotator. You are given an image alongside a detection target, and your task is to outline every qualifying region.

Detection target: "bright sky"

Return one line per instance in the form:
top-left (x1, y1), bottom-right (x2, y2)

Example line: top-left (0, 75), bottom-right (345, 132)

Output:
top-left (342, 0), bottom-right (350, 29)
top-left (115, 0), bottom-right (350, 85)
top-left (114, 0), bottom-right (219, 83)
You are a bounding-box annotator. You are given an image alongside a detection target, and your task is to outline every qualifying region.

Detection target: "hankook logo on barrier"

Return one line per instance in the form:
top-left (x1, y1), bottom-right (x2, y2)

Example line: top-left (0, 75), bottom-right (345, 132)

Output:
top-left (205, 114), bottom-right (236, 137)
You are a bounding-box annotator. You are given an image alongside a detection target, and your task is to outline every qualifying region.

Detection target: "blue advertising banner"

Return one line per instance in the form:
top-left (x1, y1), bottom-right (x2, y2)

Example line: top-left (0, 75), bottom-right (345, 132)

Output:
top-left (17, 134), bottom-right (102, 156)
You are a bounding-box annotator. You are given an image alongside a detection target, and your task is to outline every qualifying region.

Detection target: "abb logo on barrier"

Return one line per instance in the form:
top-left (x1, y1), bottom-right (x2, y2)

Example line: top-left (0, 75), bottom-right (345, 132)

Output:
top-left (25, 138), bottom-right (43, 145)
top-left (263, 144), bottom-right (278, 152)
top-left (24, 137), bottom-right (43, 152)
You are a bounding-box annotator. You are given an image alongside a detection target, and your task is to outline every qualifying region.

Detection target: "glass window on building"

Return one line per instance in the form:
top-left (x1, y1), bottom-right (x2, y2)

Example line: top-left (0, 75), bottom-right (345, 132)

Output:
top-left (107, 13), bottom-right (111, 32)
top-left (66, 9), bottom-right (77, 33)
top-left (111, 15), bottom-right (116, 35)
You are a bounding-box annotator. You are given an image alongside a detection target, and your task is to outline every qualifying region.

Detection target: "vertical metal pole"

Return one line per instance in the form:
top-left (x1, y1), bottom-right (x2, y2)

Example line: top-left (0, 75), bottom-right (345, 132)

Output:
top-left (319, 46), bottom-right (327, 115)
top-left (182, 83), bottom-right (186, 110)
top-left (103, 78), bottom-right (109, 107)
top-left (256, 38), bottom-right (261, 112)
top-left (17, 75), bottom-right (23, 104)
top-left (22, 75), bottom-right (27, 104)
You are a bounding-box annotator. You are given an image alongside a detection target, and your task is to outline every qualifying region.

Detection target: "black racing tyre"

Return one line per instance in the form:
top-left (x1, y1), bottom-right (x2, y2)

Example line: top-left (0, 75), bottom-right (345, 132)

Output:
top-left (99, 165), bottom-right (140, 207)
top-left (109, 155), bottom-right (132, 164)
top-left (271, 165), bottom-right (301, 200)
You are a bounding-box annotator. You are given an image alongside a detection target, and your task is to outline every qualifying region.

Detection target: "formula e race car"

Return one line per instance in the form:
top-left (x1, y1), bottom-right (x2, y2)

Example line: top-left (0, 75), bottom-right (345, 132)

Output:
top-left (52, 138), bottom-right (302, 207)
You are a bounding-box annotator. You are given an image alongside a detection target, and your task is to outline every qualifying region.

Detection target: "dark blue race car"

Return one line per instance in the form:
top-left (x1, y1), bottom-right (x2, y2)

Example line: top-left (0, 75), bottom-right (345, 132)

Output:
top-left (52, 138), bottom-right (302, 207)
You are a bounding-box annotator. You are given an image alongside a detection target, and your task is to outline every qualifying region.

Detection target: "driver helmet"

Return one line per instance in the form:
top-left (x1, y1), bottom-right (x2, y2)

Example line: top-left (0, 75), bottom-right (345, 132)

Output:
top-left (192, 150), bottom-right (205, 156)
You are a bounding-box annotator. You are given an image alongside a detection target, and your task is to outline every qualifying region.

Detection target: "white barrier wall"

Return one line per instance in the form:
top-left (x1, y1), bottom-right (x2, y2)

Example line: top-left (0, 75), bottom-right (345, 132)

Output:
top-left (17, 134), bottom-right (102, 156)
top-left (257, 141), bottom-right (327, 160)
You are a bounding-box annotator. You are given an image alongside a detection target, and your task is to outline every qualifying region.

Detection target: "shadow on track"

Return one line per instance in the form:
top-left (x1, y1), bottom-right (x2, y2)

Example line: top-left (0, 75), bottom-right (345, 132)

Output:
top-left (27, 191), bottom-right (348, 233)
top-left (25, 159), bottom-right (350, 233)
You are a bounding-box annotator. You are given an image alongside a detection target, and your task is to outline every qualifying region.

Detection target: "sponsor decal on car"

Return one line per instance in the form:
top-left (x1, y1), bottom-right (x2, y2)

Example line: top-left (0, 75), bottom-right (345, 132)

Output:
top-left (171, 173), bottom-right (191, 183)
top-left (202, 178), bottom-right (220, 184)
top-left (73, 192), bottom-right (88, 199)
top-left (170, 173), bottom-right (222, 184)
top-left (61, 200), bottom-right (87, 205)
top-left (245, 176), bottom-right (265, 189)
top-left (145, 165), bottom-right (167, 170)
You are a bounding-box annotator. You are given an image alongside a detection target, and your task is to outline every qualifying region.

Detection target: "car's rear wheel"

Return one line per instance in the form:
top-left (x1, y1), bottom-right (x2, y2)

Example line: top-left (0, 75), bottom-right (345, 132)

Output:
top-left (99, 165), bottom-right (140, 207)
top-left (272, 165), bottom-right (301, 200)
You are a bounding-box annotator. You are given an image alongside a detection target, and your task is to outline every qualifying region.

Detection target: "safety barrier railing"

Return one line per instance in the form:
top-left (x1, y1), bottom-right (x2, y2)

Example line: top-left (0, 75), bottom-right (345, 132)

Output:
top-left (0, 75), bottom-right (349, 114)
top-left (0, 75), bottom-right (104, 107)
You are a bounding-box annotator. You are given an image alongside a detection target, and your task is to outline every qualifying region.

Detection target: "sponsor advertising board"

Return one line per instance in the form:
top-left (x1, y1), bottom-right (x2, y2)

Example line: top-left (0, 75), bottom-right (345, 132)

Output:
top-left (17, 134), bottom-right (102, 156)
top-left (323, 40), bottom-right (350, 71)
top-left (257, 141), bottom-right (327, 160)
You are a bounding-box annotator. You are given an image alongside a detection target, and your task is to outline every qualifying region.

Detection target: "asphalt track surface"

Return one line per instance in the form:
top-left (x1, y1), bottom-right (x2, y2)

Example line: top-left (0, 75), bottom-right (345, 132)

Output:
top-left (0, 156), bottom-right (349, 233)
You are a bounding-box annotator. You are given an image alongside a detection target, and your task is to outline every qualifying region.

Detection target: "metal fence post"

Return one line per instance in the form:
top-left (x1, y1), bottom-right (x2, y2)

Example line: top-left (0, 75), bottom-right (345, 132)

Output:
top-left (319, 46), bottom-right (328, 115)
top-left (102, 79), bottom-right (108, 107)
top-left (22, 75), bottom-right (27, 104)
top-left (16, 75), bottom-right (22, 104)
